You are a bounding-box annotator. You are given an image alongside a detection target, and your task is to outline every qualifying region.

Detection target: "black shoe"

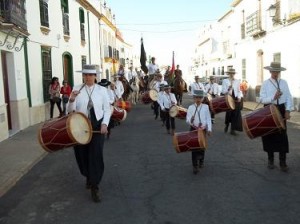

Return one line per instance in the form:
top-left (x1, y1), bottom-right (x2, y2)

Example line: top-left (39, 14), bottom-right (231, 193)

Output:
top-left (230, 130), bottom-right (237, 136)
top-left (268, 160), bottom-right (274, 169)
top-left (280, 162), bottom-right (289, 172)
top-left (86, 179), bottom-right (91, 189)
top-left (91, 187), bottom-right (101, 203)
top-left (224, 125), bottom-right (229, 133)
top-left (199, 160), bottom-right (204, 168)
top-left (193, 166), bottom-right (199, 174)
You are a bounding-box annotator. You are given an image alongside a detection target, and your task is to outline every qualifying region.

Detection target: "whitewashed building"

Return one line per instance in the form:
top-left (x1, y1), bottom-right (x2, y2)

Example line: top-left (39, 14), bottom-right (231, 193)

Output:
top-left (192, 0), bottom-right (300, 110)
top-left (0, 0), bottom-right (133, 142)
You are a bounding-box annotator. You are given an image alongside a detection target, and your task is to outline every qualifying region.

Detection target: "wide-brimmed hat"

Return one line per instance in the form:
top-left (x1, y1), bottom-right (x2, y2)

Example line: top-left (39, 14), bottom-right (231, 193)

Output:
top-left (194, 75), bottom-right (199, 79)
top-left (264, 62), bottom-right (286, 72)
top-left (98, 79), bottom-right (111, 87)
top-left (225, 68), bottom-right (236, 74)
top-left (164, 84), bottom-right (171, 89)
top-left (159, 83), bottom-right (165, 88)
top-left (77, 64), bottom-right (101, 74)
top-left (209, 76), bottom-right (215, 80)
top-left (112, 74), bottom-right (120, 78)
top-left (193, 90), bottom-right (207, 98)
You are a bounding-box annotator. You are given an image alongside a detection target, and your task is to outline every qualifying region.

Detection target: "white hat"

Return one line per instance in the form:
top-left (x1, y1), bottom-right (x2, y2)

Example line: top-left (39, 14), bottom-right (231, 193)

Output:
top-left (264, 62), bottom-right (286, 72)
top-left (77, 64), bottom-right (101, 74)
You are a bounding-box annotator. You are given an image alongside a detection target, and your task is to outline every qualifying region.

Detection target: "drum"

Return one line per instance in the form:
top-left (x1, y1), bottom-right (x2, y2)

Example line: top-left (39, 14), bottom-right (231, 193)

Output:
top-left (141, 92), bottom-right (152, 104)
top-left (210, 95), bottom-right (235, 114)
top-left (242, 104), bottom-right (285, 139)
top-left (173, 129), bottom-right (207, 153)
top-left (149, 89), bottom-right (158, 101)
top-left (111, 106), bottom-right (127, 122)
top-left (38, 112), bottom-right (92, 153)
top-left (169, 105), bottom-right (187, 119)
top-left (116, 100), bottom-right (131, 112)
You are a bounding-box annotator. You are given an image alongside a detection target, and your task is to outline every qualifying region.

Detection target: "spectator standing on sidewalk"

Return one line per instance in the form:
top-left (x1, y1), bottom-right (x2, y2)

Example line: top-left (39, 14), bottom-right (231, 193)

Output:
top-left (240, 80), bottom-right (249, 101)
top-left (260, 62), bottom-right (293, 172)
top-left (60, 80), bottom-right (72, 115)
top-left (49, 77), bottom-right (63, 118)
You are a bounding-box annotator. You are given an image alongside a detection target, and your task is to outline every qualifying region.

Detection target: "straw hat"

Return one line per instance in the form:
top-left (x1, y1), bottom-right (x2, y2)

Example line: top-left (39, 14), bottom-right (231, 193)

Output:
top-left (264, 62), bottom-right (286, 72)
top-left (193, 90), bottom-right (207, 98)
top-left (77, 64), bottom-right (101, 74)
top-left (225, 68), bottom-right (236, 74)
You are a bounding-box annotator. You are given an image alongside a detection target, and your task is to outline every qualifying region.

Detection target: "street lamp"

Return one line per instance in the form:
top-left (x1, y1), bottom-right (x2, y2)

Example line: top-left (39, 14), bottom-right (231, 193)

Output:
top-left (267, 4), bottom-right (286, 24)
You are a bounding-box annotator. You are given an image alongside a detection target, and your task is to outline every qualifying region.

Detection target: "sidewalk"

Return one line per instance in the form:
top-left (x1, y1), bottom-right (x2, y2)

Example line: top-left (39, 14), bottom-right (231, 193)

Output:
top-left (0, 102), bottom-right (299, 198)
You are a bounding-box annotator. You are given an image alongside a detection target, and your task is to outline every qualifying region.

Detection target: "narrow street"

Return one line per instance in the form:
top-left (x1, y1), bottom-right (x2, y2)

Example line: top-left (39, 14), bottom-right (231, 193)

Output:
top-left (1, 94), bottom-right (300, 224)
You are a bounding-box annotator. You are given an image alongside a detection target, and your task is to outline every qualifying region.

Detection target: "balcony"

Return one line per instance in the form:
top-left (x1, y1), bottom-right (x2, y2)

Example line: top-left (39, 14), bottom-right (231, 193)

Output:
top-left (246, 10), bottom-right (265, 38)
top-left (0, 0), bottom-right (27, 31)
top-left (80, 23), bottom-right (85, 41)
top-left (63, 13), bottom-right (70, 36)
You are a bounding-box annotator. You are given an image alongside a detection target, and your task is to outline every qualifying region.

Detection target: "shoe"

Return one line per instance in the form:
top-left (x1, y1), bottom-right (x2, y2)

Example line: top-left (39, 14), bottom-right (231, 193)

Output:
top-left (91, 187), bottom-right (101, 203)
top-left (230, 130), bottom-right (237, 136)
top-left (193, 166), bottom-right (199, 174)
top-left (199, 160), bottom-right (204, 168)
top-left (86, 179), bottom-right (91, 189)
top-left (280, 162), bottom-right (289, 172)
top-left (268, 160), bottom-right (274, 169)
top-left (224, 125), bottom-right (229, 133)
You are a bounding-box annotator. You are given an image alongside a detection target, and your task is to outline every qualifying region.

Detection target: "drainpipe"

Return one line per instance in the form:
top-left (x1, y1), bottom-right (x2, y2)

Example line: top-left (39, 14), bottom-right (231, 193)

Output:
top-left (87, 11), bottom-right (91, 64)
top-left (23, 37), bottom-right (32, 107)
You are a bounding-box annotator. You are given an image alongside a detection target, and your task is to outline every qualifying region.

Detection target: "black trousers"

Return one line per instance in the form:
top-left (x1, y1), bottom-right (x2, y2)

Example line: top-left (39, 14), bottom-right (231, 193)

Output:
top-left (165, 108), bottom-right (175, 130)
top-left (190, 126), bottom-right (205, 166)
top-left (74, 108), bottom-right (105, 187)
top-left (50, 98), bottom-right (63, 118)
top-left (153, 101), bottom-right (159, 118)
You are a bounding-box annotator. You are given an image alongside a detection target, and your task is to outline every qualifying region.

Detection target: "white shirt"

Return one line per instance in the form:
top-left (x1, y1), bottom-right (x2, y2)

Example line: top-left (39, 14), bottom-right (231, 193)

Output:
top-left (159, 92), bottom-right (177, 110)
top-left (106, 88), bottom-right (115, 104)
top-left (221, 78), bottom-right (242, 99)
top-left (186, 103), bottom-right (212, 132)
top-left (260, 78), bottom-right (293, 111)
top-left (128, 70), bottom-right (137, 80)
top-left (67, 84), bottom-right (111, 126)
top-left (205, 82), bottom-right (220, 96)
top-left (157, 91), bottom-right (165, 106)
top-left (190, 82), bottom-right (205, 95)
top-left (148, 63), bottom-right (158, 75)
top-left (114, 80), bottom-right (124, 98)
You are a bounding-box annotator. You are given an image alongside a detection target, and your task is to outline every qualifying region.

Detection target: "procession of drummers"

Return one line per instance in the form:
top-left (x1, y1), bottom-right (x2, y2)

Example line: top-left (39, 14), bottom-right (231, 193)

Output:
top-left (153, 63), bottom-right (293, 175)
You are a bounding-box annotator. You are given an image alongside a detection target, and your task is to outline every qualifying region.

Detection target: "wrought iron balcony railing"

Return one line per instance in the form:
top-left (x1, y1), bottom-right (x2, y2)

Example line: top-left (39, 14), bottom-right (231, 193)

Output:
top-left (63, 13), bottom-right (70, 36)
top-left (0, 0), bottom-right (27, 30)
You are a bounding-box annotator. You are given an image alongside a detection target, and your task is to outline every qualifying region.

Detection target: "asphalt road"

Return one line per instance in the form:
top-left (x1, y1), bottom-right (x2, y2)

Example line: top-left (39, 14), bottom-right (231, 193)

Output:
top-left (1, 94), bottom-right (300, 224)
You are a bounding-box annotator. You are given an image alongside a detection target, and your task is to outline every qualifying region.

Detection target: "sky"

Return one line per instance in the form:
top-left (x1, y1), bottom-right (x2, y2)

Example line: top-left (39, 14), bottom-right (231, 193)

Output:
top-left (107, 0), bottom-right (233, 80)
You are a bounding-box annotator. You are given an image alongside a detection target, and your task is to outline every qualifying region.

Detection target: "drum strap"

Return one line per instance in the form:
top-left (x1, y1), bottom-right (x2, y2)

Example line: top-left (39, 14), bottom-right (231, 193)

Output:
top-left (197, 105), bottom-right (202, 127)
top-left (269, 79), bottom-right (281, 105)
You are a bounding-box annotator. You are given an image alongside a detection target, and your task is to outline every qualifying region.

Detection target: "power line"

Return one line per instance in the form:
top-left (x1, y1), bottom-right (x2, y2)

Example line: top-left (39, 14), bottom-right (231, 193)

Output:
top-left (115, 19), bottom-right (217, 26)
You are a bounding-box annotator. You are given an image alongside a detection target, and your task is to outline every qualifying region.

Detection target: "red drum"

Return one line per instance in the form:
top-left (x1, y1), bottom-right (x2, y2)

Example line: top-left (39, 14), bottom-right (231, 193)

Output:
top-left (173, 129), bottom-right (207, 153)
top-left (110, 106), bottom-right (127, 122)
top-left (141, 89), bottom-right (158, 104)
top-left (210, 95), bottom-right (235, 114)
top-left (38, 112), bottom-right (92, 153)
top-left (141, 92), bottom-right (152, 104)
top-left (242, 104), bottom-right (285, 139)
top-left (116, 100), bottom-right (132, 112)
top-left (169, 105), bottom-right (187, 119)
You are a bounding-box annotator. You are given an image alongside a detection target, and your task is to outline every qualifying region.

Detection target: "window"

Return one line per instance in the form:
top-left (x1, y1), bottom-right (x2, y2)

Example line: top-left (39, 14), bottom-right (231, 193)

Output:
top-left (39, 0), bottom-right (49, 27)
top-left (41, 47), bottom-right (52, 102)
top-left (61, 0), bottom-right (68, 13)
top-left (79, 8), bottom-right (85, 41)
top-left (81, 56), bottom-right (87, 68)
top-left (242, 59), bottom-right (246, 80)
top-left (273, 52), bottom-right (281, 62)
top-left (61, 0), bottom-right (69, 35)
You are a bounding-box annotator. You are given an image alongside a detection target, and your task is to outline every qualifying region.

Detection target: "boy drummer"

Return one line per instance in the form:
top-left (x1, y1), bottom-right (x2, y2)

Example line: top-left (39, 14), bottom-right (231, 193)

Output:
top-left (186, 90), bottom-right (212, 174)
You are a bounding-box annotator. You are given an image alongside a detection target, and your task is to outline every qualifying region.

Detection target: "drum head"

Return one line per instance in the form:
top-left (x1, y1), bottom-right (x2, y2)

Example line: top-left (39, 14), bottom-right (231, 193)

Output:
top-left (149, 89), bottom-right (158, 101)
top-left (226, 95), bottom-right (236, 110)
top-left (169, 105), bottom-right (178, 117)
top-left (270, 104), bottom-right (286, 129)
top-left (68, 113), bottom-right (92, 144)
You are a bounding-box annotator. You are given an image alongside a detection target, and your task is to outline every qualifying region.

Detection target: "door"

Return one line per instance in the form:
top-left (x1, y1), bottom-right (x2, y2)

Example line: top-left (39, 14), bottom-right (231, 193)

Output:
top-left (1, 51), bottom-right (12, 130)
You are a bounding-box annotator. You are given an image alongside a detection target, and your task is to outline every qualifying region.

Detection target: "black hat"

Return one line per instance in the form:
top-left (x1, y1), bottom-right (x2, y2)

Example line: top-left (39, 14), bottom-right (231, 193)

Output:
top-left (98, 79), bottom-right (111, 87)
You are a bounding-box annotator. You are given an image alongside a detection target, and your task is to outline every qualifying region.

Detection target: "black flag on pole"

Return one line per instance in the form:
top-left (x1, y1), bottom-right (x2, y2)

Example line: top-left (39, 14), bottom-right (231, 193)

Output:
top-left (140, 38), bottom-right (148, 74)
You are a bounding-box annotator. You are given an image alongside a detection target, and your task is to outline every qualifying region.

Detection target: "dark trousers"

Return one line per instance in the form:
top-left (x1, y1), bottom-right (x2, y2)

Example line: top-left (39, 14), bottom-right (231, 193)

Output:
top-left (165, 108), bottom-right (175, 130)
top-left (74, 108), bottom-right (105, 188)
top-left (50, 99), bottom-right (63, 118)
top-left (268, 151), bottom-right (286, 163)
top-left (153, 101), bottom-right (159, 118)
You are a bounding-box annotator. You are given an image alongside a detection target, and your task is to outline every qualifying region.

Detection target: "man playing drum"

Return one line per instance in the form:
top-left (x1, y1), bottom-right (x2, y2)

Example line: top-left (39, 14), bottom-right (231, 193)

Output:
top-left (67, 64), bottom-right (111, 203)
top-left (186, 90), bottom-right (212, 174)
top-left (159, 84), bottom-right (177, 135)
top-left (221, 68), bottom-right (243, 135)
top-left (260, 62), bottom-right (293, 172)
top-left (205, 76), bottom-right (220, 124)
top-left (190, 75), bottom-right (205, 95)
top-left (153, 72), bottom-right (168, 120)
